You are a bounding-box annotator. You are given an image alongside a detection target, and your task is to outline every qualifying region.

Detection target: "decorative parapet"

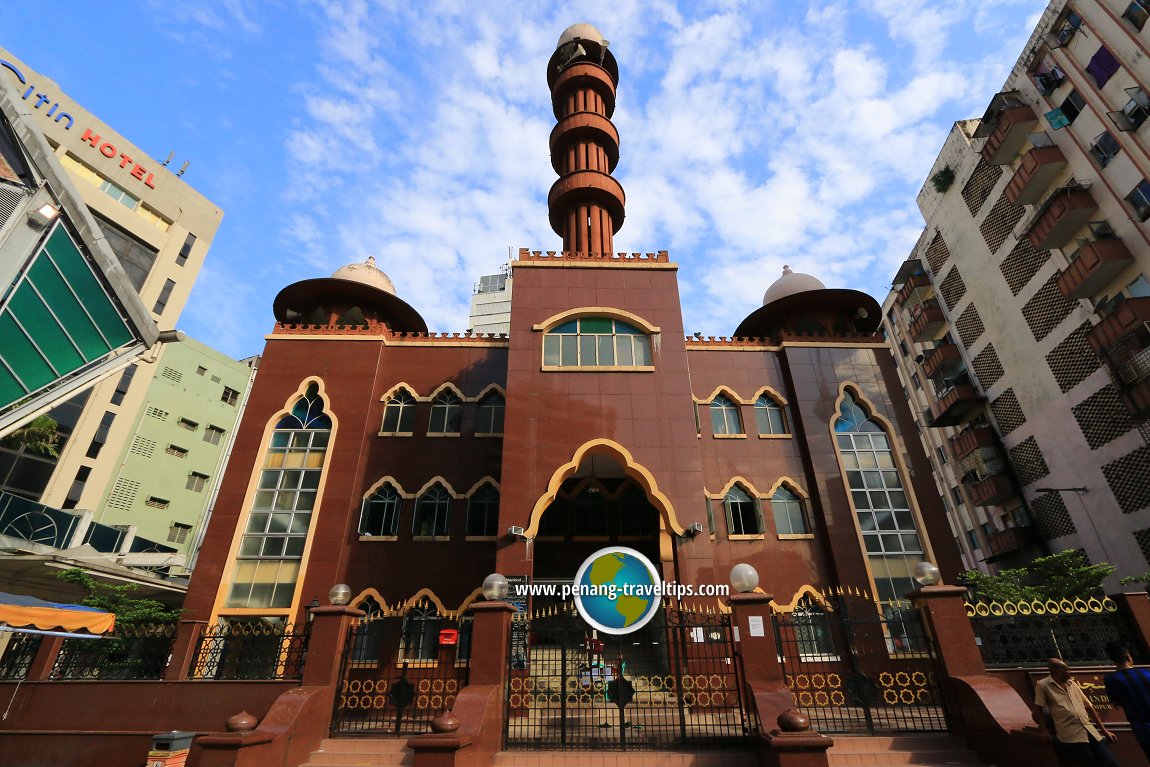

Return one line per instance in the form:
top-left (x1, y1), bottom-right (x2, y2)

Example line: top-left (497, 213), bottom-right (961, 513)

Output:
top-left (271, 323), bottom-right (509, 345)
top-left (515, 247), bottom-right (669, 263)
top-left (684, 331), bottom-right (881, 349)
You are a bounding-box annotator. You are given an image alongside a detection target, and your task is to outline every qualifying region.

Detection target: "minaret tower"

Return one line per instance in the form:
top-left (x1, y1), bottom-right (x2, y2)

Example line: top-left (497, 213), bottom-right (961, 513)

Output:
top-left (546, 24), bottom-right (625, 255)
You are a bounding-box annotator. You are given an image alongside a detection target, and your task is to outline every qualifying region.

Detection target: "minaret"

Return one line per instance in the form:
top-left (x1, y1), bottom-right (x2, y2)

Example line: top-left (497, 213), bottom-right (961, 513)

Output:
top-left (546, 24), bottom-right (625, 255)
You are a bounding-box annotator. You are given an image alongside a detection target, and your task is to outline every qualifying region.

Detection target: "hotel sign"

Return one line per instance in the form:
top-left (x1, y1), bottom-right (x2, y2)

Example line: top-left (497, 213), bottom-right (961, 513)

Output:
top-left (1, 58), bottom-right (158, 191)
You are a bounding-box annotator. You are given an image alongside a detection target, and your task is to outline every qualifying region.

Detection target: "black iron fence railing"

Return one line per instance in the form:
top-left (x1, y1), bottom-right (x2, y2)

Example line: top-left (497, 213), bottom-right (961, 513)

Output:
top-left (0, 633), bottom-right (43, 680)
top-left (966, 597), bottom-right (1133, 667)
top-left (50, 623), bottom-right (177, 680)
top-left (188, 620), bottom-right (311, 680)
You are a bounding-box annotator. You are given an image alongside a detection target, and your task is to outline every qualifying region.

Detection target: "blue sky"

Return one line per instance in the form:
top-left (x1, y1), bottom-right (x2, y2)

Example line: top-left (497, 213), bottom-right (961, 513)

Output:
top-left (2, 1), bottom-right (1045, 358)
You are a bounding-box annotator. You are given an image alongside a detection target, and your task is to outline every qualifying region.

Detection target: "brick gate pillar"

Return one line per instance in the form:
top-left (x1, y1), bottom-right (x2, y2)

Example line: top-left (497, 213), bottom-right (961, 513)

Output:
top-left (728, 592), bottom-right (833, 767)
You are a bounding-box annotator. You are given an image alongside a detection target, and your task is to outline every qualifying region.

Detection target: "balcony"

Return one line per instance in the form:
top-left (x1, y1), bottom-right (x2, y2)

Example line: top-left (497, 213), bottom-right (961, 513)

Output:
top-left (1088, 298), bottom-right (1150, 418)
top-left (895, 273), bottom-right (933, 307)
top-left (966, 474), bottom-right (1016, 507)
top-left (1005, 145), bottom-right (1067, 205)
top-left (949, 425), bottom-right (997, 460)
top-left (921, 343), bottom-right (963, 379)
top-left (908, 300), bottom-right (948, 343)
top-left (986, 525), bottom-right (1036, 562)
top-left (1026, 186), bottom-right (1098, 250)
top-left (981, 105), bottom-right (1039, 165)
top-left (1057, 239), bottom-right (1135, 299)
top-left (930, 382), bottom-right (984, 427)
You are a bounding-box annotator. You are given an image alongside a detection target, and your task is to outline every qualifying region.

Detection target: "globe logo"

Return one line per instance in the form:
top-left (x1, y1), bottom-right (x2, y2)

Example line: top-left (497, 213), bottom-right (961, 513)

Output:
top-left (572, 546), bottom-right (662, 635)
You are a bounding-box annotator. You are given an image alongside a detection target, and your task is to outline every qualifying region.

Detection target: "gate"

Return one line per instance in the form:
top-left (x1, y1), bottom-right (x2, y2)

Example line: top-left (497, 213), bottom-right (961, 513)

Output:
top-left (332, 599), bottom-right (470, 736)
top-left (771, 590), bottom-right (948, 734)
top-left (504, 603), bottom-right (752, 751)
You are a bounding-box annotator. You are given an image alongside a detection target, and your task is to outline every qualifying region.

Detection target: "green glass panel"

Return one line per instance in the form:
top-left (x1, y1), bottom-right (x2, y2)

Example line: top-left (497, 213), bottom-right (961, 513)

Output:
top-left (579, 317), bottom-right (612, 333)
top-left (43, 227), bottom-right (133, 347)
top-left (0, 313), bottom-right (54, 393)
top-left (0, 364), bottom-right (25, 405)
top-left (8, 287), bottom-right (84, 374)
top-left (552, 320), bottom-right (578, 333)
top-left (615, 322), bottom-right (642, 335)
top-left (27, 257), bottom-right (109, 360)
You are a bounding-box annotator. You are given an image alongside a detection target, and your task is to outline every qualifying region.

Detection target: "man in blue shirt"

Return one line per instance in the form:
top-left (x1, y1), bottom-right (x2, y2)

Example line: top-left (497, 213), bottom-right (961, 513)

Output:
top-left (1104, 640), bottom-right (1150, 761)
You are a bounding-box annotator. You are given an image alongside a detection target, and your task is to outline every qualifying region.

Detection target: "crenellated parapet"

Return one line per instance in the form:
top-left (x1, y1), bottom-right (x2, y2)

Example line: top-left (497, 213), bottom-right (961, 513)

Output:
top-left (516, 247), bottom-right (668, 263)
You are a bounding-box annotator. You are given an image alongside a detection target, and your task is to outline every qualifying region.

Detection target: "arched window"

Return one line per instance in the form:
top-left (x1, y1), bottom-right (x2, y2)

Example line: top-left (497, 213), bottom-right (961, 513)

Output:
top-left (466, 485), bottom-right (499, 537)
top-left (413, 484), bottom-right (452, 537)
top-left (401, 600), bottom-right (441, 661)
top-left (360, 483), bottom-right (402, 536)
top-left (834, 391), bottom-right (923, 607)
top-left (771, 485), bottom-right (809, 535)
top-left (543, 317), bottom-right (652, 368)
top-left (351, 596), bottom-right (385, 662)
top-left (754, 395), bottom-right (787, 435)
top-left (227, 382), bottom-right (331, 610)
top-left (381, 389), bottom-right (416, 434)
top-left (710, 395), bottom-right (743, 435)
top-left (477, 392), bottom-right (505, 435)
top-left (725, 485), bottom-right (762, 536)
top-left (792, 597), bottom-right (836, 658)
top-left (428, 391), bottom-right (462, 434)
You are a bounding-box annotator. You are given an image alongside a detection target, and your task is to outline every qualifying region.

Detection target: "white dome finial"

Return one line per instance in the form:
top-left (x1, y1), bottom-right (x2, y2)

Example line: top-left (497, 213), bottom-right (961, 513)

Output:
top-left (762, 265), bottom-right (825, 305)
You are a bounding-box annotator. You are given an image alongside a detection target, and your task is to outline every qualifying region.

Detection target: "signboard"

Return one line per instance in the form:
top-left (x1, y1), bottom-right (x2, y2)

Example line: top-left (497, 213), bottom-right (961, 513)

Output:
top-left (507, 575), bottom-right (529, 669)
top-left (1027, 669), bottom-right (1125, 725)
top-left (748, 616), bottom-right (765, 637)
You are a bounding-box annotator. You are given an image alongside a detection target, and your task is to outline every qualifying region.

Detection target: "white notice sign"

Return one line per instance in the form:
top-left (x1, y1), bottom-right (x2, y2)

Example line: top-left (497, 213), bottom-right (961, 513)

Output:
top-left (747, 615), bottom-right (765, 637)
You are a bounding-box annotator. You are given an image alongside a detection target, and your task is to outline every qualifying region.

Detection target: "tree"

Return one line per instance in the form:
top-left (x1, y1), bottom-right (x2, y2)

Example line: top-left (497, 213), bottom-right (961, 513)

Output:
top-left (960, 550), bottom-right (1115, 602)
top-left (2, 415), bottom-right (60, 456)
top-left (56, 568), bottom-right (181, 624)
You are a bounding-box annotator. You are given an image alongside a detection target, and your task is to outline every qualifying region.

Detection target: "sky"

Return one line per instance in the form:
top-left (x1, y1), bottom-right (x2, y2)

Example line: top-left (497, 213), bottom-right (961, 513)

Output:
top-left (1, 0), bottom-right (1047, 359)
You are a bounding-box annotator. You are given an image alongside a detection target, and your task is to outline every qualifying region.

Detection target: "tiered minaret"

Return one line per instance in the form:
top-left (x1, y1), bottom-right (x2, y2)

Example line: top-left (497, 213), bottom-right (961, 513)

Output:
top-left (546, 24), bottom-right (625, 255)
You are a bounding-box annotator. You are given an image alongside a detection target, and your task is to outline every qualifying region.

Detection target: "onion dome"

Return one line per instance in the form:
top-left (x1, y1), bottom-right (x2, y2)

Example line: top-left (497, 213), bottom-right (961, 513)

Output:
top-left (273, 256), bottom-right (428, 333)
top-left (734, 265), bottom-right (880, 339)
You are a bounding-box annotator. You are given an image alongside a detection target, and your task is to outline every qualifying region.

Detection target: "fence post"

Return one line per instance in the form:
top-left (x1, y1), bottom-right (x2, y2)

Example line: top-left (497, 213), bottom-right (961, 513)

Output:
top-left (25, 635), bottom-right (64, 680)
top-left (301, 605), bottom-right (364, 688)
top-left (1112, 592), bottom-right (1150, 660)
top-left (164, 619), bottom-right (209, 681)
top-left (465, 601), bottom-right (514, 686)
top-left (907, 585), bottom-right (985, 678)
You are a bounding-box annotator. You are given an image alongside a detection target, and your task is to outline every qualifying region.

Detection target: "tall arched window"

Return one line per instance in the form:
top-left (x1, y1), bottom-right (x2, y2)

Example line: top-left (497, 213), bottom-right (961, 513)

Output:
top-left (381, 389), bottom-right (416, 434)
top-left (834, 390), bottom-right (923, 607)
top-left (351, 596), bottom-right (385, 662)
top-left (725, 485), bottom-right (762, 536)
top-left (466, 484), bottom-right (499, 537)
top-left (710, 395), bottom-right (744, 435)
top-left (792, 597), bottom-right (836, 658)
top-left (413, 484), bottom-right (452, 537)
top-left (543, 317), bottom-right (652, 368)
top-left (401, 600), bottom-right (442, 661)
top-left (755, 395), bottom-right (787, 435)
top-left (227, 382), bottom-right (331, 610)
top-left (360, 483), bottom-right (402, 537)
top-left (771, 485), bottom-right (809, 535)
top-left (476, 392), bottom-right (505, 434)
top-left (428, 391), bottom-right (462, 434)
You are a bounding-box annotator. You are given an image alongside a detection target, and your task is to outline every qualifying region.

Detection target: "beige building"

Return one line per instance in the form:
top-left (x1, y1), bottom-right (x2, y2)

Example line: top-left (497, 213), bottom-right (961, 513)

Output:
top-left (883, 0), bottom-right (1150, 582)
top-left (0, 50), bottom-right (223, 515)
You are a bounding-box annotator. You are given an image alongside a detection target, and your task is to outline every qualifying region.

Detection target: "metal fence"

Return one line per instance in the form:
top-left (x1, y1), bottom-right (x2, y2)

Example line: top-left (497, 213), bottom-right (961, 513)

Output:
top-left (504, 604), bottom-right (752, 751)
top-left (50, 623), bottom-right (177, 680)
top-left (772, 591), bottom-right (948, 734)
top-left (188, 620), bottom-right (310, 680)
top-left (0, 633), bottom-right (42, 680)
top-left (966, 597), bottom-right (1133, 667)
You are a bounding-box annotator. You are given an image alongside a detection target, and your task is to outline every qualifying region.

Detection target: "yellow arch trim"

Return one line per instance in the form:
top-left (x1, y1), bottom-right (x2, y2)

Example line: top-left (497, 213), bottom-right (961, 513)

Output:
top-left (457, 587), bottom-right (485, 614)
top-left (524, 439), bottom-right (686, 537)
top-left (412, 476), bottom-right (464, 499)
top-left (361, 475), bottom-right (410, 499)
top-left (750, 386), bottom-right (789, 407)
top-left (693, 385), bottom-right (750, 405)
top-left (765, 476), bottom-right (809, 500)
top-left (463, 476), bottom-right (501, 496)
top-left (428, 382), bottom-right (467, 402)
top-left (475, 383), bottom-right (507, 401)
top-left (379, 382), bottom-right (420, 402)
top-left (401, 587), bottom-right (452, 616)
top-left (771, 585), bottom-right (833, 613)
top-left (709, 476), bottom-right (764, 499)
top-left (350, 587), bottom-right (391, 612)
top-left (532, 307), bottom-right (661, 334)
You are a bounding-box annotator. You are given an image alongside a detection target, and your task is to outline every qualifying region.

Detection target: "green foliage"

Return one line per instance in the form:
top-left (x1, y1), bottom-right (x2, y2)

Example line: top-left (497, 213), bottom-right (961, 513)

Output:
top-left (930, 165), bottom-right (956, 194)
top-left (2, 415), bottom-right (60, 457)
top-left (56, 568), bottom-right (181, 625)
top-left (960, 550), bottom-right (1115, 602)
top-left (1120, 571), bottom-right (1150, 587)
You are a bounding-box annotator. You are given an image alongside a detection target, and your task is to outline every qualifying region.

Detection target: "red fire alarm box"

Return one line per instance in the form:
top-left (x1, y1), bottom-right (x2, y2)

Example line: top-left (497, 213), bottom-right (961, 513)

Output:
top-left (439, 628), bottom-right (459, 646)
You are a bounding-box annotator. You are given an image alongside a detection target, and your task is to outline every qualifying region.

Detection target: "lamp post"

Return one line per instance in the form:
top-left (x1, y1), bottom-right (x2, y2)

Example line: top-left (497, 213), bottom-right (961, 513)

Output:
top-left (1034, 486), bottom-right (1112, 562)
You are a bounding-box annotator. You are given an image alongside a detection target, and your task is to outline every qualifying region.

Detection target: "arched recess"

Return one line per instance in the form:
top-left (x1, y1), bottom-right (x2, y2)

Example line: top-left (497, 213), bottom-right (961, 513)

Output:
top-left (770, 585), bottom-right (833, 613)
top-left (766, 476), bottom-right (809, 499)
top-left (524, 439), bottom-right (686, 538)
top-left (379, 382), bottom-right (421, 401)
top-left (532, 306), bottom-right (661, 334)
top-left (474, 383), bottom-right (507, 401)
top-left (399, 587), bottom-right (452, 616)
top-left (464, 477), bottom-right (501, 496)
top-left (693, 385), bottom-right (749, 405)
top-left (750, 386), bottom-right (789, 406)
top-left (427, 382), bottom-right (467, 402)
top-left (412, 476), bottom-right (464, 499)
top-left (362, 475), bottom-right (411, 498)
top-left (709, 476), bottom-right (765, 499)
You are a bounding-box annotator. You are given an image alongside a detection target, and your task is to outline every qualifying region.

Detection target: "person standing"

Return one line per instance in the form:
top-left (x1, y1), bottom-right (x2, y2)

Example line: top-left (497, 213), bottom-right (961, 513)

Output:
top-left (1105, 640), bottom-right (1150, 762)
top-left (1034, 657), bottom-right (1120, 767)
